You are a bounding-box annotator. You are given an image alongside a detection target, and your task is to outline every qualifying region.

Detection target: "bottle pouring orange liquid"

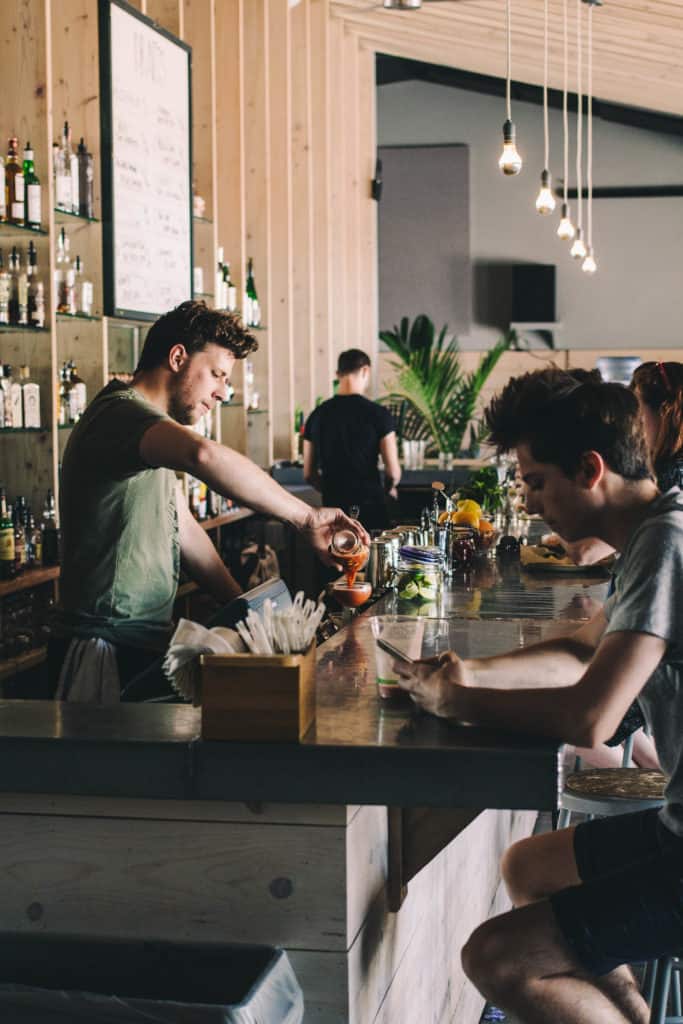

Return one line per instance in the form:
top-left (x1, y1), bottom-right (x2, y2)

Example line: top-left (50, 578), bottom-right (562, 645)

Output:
top-left (329, 529), bottom-right (368, 587)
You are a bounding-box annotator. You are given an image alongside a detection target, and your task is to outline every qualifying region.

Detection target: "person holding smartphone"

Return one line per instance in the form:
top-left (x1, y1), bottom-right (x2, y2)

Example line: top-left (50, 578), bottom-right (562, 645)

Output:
top-left (395, 368), bottom-right (683, 1024)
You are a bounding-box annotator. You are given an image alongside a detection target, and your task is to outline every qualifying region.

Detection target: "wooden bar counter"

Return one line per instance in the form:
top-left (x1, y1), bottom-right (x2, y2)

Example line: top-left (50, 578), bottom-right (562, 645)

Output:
top-left (0, 560), bottom-right (609, 1023)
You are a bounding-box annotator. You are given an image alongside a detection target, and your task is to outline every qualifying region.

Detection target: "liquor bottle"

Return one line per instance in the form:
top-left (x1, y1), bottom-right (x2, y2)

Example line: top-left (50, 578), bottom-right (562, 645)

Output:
top-left (22, 143), bottom-right (41, 229)
top-left (41, 490), bottom-right (60, 566)
top-left (6, 246), bottom-right (28, 326)
top-left (215, 246), bottom-right (226, 309)
top-left (245, 257), bottom-right (260, 326)
top-left (77, 138), bottom-right (94, 218)
top-left (0, 249), bottom-right (9, 325)
top-left (54, 122), bottom-right (73, 213)
top-left (5, 138), bottom-right (24, 226)
top-left (0, 365), bottom-right (10, 427)
top-left (70, 134), bottom-right (80, 215)
top-left (69, 361), bottom-right (86, 421)
top-left (27, 241), bottom-right (45, 328)
top-left (16, 247), bottom-right (28, 326)
top-left (57, 363), bottom-right (69, 426)
top-left (223, 262), bottom-right (237, 312)
top-left (13, 500), bottom-right (26, 575)
top-left (26, 509), bottom-right (41, 567)
top-left (0, 488), bottom-right (15, 580)
top-left (0, 369), bottom-right (4, 429)
top-left (0, 151), bottom-right (6, 222)
top-left (56, 228), bottom-right (75, 314)
top-left (74, 256), bottom-right (93, 316)
top-left (8, 365), bottom-right (23, 428)
top-left (20, 365), bottom-right (40, 428)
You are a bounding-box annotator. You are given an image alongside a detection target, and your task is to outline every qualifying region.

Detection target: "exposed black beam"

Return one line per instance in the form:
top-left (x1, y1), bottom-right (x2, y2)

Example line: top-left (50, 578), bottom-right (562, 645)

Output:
top-left (376, 54), bottom-right (683, 139)
top-left (558, 185), bottom-right (683, 199)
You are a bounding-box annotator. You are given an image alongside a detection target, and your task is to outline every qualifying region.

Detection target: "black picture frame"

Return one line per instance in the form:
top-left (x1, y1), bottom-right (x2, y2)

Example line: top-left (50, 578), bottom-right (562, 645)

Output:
top-left (99, 0), bottom-right (193, 322)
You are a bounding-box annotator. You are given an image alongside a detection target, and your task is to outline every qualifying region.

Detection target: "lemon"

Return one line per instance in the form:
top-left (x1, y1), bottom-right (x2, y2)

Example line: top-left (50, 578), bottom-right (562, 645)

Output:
top-left (456, 499), bottom-right (482, 519)
top-left (453, 508), bottom-right (480, 528)
top-left (437, 510), bottom-right (450, 525)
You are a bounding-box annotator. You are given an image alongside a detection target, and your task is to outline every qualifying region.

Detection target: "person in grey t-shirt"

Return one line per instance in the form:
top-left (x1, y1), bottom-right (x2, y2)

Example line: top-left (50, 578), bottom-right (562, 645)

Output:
top-left (394, 368), bottom-right (683, 1024)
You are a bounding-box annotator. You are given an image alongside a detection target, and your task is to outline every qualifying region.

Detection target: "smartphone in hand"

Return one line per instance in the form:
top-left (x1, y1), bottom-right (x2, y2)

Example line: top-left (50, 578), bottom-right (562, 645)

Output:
top-left (376, 637), bottom-right (414, 665)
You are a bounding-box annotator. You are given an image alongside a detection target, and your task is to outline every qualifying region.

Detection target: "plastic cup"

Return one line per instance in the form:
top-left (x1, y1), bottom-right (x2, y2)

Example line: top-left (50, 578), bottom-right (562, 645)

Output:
top-left (370, 615), bottom-right (425, 702)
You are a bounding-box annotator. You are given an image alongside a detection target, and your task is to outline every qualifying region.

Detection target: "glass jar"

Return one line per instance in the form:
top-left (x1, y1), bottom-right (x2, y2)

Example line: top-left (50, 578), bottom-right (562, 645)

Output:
top-left (395, 556), bottom-right (442, 603)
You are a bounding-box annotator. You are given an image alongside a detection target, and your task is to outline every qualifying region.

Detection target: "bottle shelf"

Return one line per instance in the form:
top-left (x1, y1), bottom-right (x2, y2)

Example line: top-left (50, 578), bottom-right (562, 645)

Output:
top-left (0, 565), bottom-right (59, 599)
top-left (0, 645), bottom-right (48, 682)
top-left (54, 208), bottom-right (100, 223)
top-left (0, 427), bottom-right (47, 434)
top-left (195, 292), bottom-right (214, 301)
top-left (247, 408), bottom-right (269, 416)
top-left (193, 215), bottom-right (213, 225)
top-left (58, 423), bottom-right (75, 430)
top-left (0, 324), bottom-right (49, 333)
top-left (199, 507), bottom-right (254, 531)
top-left (0, 220), bottom-right (48, 237)
top-left (56, 312), bottom-right (102, 323)
top-left (249, 325), bottom-right (268, 331)
top-left (221, 401), bottom-right (244, 409)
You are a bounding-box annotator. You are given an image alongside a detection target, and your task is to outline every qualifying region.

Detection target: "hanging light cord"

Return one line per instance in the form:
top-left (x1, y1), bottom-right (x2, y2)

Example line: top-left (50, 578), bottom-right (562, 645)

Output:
top-left (506, 0), bottom-right (512, 122)
top-left (587, 3), bottom-right (593, 247)
top-left (562, 0), bottom-right (569, 202)
top-left (576, 0), bottom-right (583, 230)
top-left (543, 0), bottom-right (549, 169)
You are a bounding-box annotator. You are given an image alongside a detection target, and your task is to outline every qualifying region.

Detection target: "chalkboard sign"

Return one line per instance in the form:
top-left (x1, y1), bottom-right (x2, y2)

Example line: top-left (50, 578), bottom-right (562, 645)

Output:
top-left (99, 0), bottom-right (192, 320)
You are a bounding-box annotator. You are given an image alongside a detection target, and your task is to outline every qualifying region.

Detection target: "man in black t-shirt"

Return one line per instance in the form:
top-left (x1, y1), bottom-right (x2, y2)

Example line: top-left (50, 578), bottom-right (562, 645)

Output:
top-left (303, 349), bottom-right (401, 531)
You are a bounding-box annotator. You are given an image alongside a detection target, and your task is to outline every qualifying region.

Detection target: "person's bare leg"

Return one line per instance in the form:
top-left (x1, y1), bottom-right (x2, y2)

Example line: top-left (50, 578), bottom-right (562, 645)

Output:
top-left (462, 901), bottom-right (649, 1024)
top-left (500, 828), bottom-right (646, 1021)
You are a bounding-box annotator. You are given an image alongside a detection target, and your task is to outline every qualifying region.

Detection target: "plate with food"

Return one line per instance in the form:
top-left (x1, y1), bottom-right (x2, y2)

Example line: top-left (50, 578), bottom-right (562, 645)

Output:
top-left (520, 543), bottom-right (613, 575)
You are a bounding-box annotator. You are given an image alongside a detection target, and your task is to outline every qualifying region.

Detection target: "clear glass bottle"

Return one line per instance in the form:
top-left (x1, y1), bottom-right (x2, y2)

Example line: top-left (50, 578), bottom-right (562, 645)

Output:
top-left (22, 142), bottom-right (41, 229)
top-left (0, 150), bottom-right (6, 222)
top-left (41, 490), bottom-right (60, 566)
top-left (69, 361), bottom-right (86, 421)
top-left (54, 121), bottom-right (73, 213)
top-left (27, 240), bottom-right (45, 328)
top-left (245, 257), bottom-right (260, 326)
top-left (20, 364), bottom-right (40, 429)
top-left (75, 256), bottom-right (93, 316)
top-left (223, 262), bottom-right (237, 312)
top-left (77, 138), bottom-right (94, 218)
top-left (0, 249), bottom-right (10, 325)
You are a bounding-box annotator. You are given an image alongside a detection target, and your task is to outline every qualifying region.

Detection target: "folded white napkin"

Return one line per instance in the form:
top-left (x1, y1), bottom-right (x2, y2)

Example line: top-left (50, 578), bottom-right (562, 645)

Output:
top-left (162, 619), bottom-right (246, 703)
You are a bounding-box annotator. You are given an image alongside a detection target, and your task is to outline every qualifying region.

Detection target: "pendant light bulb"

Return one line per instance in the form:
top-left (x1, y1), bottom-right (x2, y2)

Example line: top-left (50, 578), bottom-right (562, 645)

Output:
top-left (570, 226), bottom-right (587, 260)
top-left (535, 169), bottom-right (556, 215)
top-left (557, 201), bottom-right (575, 240)
top-left (582, 246), bottom-right (597, 274)
top-left (499, 119), bottom-right (522, 176)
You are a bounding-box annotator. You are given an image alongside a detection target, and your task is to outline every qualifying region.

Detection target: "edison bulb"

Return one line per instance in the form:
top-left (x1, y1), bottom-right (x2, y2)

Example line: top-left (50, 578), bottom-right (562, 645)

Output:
top-left (582, 246), bottom-right (597, 274)
top-left (557, 201), bottom-right (575, 240)
top-left (570, 227), bottom-right (587, 260)
top-left (535, 169), bottom-right (556, 215)
top-left (499, 119), bottom-right (522, 176)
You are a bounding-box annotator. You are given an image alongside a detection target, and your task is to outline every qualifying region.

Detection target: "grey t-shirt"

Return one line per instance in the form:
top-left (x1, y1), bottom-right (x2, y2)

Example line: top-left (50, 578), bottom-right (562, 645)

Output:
top-left (56, 381), bottom-right (179, 651)
top-left (603, 488), bottom-right (683, 836)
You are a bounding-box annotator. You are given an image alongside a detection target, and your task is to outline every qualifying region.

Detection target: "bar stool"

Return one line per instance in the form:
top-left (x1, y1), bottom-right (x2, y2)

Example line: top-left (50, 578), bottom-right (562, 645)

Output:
top-left (556, 755), bottom-right (681, 1020)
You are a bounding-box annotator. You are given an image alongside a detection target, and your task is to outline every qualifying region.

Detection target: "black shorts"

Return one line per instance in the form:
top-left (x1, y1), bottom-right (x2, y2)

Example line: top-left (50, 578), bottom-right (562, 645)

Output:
top-left (550, 808), bottom-right (683, 975)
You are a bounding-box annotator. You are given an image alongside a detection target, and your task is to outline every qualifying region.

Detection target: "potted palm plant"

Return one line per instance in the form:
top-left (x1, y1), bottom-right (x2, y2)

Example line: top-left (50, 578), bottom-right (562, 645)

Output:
top-left (379, 315), bottom-right (514, 458)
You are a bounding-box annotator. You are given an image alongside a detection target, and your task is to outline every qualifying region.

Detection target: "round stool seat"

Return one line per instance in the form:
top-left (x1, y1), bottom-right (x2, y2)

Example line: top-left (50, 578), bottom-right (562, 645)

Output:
top-left (562, 768), bottom-right (667, 815)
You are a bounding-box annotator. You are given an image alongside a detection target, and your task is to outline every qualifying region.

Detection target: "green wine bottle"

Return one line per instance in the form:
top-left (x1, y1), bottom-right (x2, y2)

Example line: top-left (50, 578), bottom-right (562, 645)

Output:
top-left (0, 487), bottom-right (16, 580)
top-left (244, 257), bottom-right (260, 327)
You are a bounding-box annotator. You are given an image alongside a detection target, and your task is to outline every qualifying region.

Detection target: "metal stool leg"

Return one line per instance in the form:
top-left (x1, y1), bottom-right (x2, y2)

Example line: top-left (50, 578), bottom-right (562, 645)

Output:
top-left (644, 960), bottom-right (659, 1007)
top-left (650, 957), bottom-right (672, 1024)
top-left (673, 960), bottom-right (682, 1018)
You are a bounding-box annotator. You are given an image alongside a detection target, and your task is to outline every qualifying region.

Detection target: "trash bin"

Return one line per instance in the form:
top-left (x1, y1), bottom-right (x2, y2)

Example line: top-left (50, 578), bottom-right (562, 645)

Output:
top-left (0, 934), bottom-right (304, 1023)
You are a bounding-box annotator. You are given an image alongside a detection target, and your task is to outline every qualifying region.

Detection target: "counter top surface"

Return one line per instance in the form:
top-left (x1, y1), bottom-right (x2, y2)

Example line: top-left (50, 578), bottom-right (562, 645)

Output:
top-left (0, 544), bottom-right (610, 809)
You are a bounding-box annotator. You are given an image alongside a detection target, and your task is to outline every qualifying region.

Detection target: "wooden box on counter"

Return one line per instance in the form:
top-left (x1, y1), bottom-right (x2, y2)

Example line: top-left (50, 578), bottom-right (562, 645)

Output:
top-left (199, 642), bottom-right (316, 742)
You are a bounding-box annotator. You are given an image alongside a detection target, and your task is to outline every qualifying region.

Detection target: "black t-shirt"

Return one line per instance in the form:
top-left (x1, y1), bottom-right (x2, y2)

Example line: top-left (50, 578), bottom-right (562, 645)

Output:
top-left (304, 395), bottom-right (394, 508)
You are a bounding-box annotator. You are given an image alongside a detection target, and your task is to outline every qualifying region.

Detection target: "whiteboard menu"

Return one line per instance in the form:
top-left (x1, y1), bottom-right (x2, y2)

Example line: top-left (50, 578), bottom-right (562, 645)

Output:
top-left (100, 0), bottom-right (192, 320)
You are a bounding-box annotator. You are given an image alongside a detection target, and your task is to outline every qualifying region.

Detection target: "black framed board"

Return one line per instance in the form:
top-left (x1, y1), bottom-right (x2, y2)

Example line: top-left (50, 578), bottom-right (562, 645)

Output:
top-left (99, 0), bottom-right (192, 321)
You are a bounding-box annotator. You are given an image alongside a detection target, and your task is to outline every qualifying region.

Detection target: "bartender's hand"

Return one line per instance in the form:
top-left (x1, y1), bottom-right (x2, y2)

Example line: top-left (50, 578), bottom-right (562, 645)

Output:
top-left (299, 506), bottom-right (370, 568)
top-left (394, 651), bottom-right (472, 719)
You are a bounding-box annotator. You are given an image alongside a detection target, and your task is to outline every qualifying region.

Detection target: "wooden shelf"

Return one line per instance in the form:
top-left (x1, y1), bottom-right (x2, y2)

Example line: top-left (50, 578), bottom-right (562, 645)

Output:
top-left (54, 208), bottom-right (100, 223)
top-left (0, 646), bottom-right (47, 682)
top-left (0, 220), bottom-right (48, 237)
top-left (0, 566), bottom-right (59, 599)
top-left (199, 508), bottom-right (254, 531)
